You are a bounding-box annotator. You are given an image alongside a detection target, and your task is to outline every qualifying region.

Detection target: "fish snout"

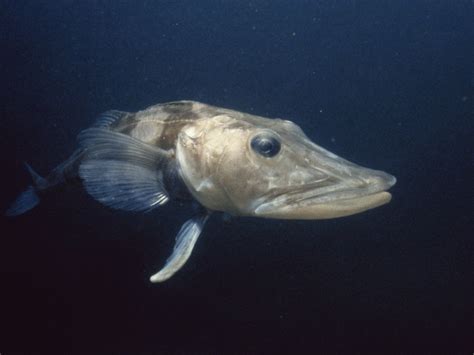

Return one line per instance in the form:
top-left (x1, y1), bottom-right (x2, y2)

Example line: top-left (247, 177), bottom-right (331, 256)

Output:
top-left (295, 161), bottom-right (397, 207)
top-left (353, 168), bottom-right (397, 195)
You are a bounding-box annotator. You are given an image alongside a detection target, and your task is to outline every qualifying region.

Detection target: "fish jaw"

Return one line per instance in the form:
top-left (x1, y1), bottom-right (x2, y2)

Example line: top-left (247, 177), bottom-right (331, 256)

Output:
top-left (254, 191), bottom-right (392, 219)
top-left (253, 169), bottom-right (396, 220)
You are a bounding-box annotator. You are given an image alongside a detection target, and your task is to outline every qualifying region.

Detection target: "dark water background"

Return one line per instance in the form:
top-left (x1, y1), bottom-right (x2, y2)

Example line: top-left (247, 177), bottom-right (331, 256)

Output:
top-left (0, 0), bottom-right (472, 353)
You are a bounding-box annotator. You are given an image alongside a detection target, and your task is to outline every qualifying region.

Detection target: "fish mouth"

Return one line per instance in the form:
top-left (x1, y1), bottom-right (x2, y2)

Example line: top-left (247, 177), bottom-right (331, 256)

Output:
top-left (254, 170), bottom-right (396, 220)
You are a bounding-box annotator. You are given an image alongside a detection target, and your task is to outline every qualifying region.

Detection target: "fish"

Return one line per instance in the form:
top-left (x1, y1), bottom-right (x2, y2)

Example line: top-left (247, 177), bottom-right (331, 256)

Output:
top-left (5, 100), bottom-right (396, 282)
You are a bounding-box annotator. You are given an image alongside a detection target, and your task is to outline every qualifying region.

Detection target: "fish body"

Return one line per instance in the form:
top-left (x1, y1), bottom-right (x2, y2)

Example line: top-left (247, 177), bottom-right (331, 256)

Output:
top-left (6, 101), bottom-right (396, 282)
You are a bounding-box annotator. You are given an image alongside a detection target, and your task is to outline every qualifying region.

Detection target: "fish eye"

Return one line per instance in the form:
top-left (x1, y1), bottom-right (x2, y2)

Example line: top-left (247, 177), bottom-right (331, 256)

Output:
top-left (250, 133), bottom-right (281, 158)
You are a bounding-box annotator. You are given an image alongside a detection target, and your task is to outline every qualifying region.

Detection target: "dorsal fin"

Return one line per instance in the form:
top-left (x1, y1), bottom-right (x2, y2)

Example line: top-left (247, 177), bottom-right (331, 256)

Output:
top-left (93, 110), bottom-right (130, 129)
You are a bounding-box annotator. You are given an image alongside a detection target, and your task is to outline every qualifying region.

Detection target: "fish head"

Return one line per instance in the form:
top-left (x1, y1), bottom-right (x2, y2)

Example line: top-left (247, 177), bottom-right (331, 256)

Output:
top-left (176, 113), bottom-right (396, 219)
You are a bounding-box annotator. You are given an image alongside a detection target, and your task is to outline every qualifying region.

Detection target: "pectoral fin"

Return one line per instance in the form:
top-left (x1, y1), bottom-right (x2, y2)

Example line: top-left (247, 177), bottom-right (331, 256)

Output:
top-left (78, 128), bottom-right (172, 167)
top-left (150, 212), bottom-right (210, 283)
top-left (79, 160), bottom-right (169, 211)
top-left (78, 128), bottom-right (173, 212)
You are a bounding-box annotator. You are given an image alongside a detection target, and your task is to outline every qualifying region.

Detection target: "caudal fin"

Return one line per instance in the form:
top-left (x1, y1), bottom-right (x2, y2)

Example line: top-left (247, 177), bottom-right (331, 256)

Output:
top-left (5, 163), bottom-right (46, 217)
top-left (5, 186), bottom-right (40, 216)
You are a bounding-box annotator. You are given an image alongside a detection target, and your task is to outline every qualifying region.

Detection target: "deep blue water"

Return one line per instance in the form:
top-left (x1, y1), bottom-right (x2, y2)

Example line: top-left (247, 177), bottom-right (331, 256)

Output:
top-left (0, 0), bottom-right (472, 353)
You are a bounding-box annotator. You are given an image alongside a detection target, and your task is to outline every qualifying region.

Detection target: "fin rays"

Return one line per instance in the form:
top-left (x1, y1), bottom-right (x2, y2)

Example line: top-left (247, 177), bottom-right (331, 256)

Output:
top-left (79, 159), bottom-right (169, 212)
top-left (5, 186), bottom-right (40, 217)
top-left (150, 213), bottom-right (210, 282)
top-left (92, 110), bottom-right (130, 129)
top-left (78, 128), bottom-right (171, 212)
top-left (5, 163), bottom-right (46, 217)
top-left (78, 128), bottom-right (171, 168)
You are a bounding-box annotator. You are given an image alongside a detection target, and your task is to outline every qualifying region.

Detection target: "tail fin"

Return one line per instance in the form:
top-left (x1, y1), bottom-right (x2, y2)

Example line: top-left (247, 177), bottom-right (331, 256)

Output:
top-left (5, 163), bottom-right (47, 217)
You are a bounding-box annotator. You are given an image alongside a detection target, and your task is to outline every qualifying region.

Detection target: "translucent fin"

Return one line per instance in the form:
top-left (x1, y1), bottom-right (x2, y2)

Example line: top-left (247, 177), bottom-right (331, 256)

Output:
top-left (150, 213), bottom-right (210, 283)
top-left (24, 162), bottom-right (48, 189)
top-left (5, 186), bottom-right (40, 216)
top-left (79, 160), bottom-right (169, 212)
top-left (78, 128), bottom-right (172, 212)
top-left (78, 128), bottom-right (172, 169)
top-left (92, 110), bottom-right (130, 129)
top-left (5, 162), bottom-right (47, 217)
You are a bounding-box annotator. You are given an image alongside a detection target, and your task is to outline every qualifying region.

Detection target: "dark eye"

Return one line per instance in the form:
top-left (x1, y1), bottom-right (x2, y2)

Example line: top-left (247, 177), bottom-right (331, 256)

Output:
top-left (250, 133), bottom-right (281, 158)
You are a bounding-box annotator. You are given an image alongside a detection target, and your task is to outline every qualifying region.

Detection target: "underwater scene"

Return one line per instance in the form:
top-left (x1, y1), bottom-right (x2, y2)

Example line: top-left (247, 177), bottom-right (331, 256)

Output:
top-left (0, 0), bottom-right (472, 353)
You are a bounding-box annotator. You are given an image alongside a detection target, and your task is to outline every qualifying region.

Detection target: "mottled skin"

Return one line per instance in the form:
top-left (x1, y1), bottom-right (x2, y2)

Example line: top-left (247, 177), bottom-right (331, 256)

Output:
top-left (95, 100), bottom-right (395, 219)
top-left (41, 101), bottom-right (219, 198)
top-left (8, 100), bottom-right (396, 282)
